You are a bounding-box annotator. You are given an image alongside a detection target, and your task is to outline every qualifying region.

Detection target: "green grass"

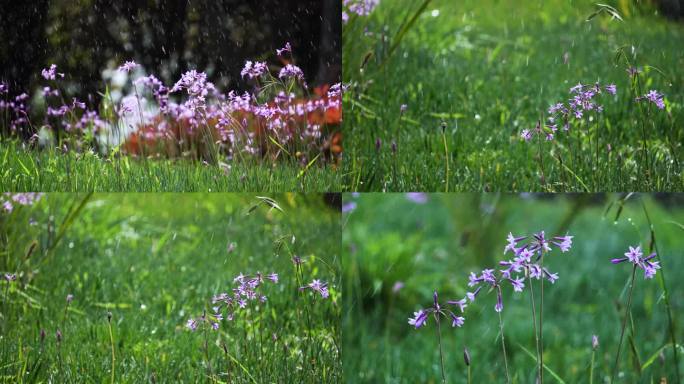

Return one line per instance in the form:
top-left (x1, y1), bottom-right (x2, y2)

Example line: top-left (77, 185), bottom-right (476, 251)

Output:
top-left (342, 0), bottom-right (683, 191)
top-left (342, 193), bottom-right (683, 383)
top-left (0, 193), bottom-right (341, 382)
top-left (0, 141), bottom-right (341, 192)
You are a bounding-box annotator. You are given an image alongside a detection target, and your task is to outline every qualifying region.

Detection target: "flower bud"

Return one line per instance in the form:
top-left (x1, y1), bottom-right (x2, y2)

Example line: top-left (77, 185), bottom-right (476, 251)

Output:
top-left (463, 347), bottom-right (471, 366)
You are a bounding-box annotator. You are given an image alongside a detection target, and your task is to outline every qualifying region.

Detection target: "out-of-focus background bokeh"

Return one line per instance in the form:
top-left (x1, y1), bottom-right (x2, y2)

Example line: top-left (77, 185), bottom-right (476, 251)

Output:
top-left (1, 0), bottom-right (341, 99)
top-left (342, 193), bottom-right (684, 383)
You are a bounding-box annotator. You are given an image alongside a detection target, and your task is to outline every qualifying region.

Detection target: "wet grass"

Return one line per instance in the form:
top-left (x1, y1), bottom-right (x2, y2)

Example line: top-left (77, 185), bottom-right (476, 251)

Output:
top-left (0, 193), bottom-right (341, 382)
top-left (342, 193), bottom-right (684, 383)
top-left (342, 0), bottom-right (683, 192)
top-left (0, 141), bottom-right (341, 192)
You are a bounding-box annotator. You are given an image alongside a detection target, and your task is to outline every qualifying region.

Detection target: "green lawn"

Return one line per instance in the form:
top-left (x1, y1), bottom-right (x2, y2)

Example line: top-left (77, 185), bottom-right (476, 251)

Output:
top-left (342, 193), bottom-right (683, 383)
top-left (342, 0), bottom-right (683, 192)
top-left (0, 193), bottom-right (341, 382)
top-left (0, 141), bottom-right (342, 192)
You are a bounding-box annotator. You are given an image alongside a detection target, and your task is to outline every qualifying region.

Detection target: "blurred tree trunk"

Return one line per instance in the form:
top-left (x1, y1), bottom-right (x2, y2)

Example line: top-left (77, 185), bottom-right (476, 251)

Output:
top-left (317, 0), bottom-right (342, 86)
top-left (0, 0), bottom-right (49, 93)
top-left (657, 0), bottom-right (683, 19)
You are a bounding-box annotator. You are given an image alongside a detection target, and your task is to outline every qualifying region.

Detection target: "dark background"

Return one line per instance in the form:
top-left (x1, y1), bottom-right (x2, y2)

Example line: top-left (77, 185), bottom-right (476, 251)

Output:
top-left (0, 0), bottom-right (341, 99)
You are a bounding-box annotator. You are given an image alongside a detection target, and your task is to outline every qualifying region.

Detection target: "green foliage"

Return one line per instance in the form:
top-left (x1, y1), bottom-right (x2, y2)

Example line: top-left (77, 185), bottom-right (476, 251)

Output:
top-left (0, 140), bottom-right (341, 192)
top-left (342, 0), bottom-right (683, 191)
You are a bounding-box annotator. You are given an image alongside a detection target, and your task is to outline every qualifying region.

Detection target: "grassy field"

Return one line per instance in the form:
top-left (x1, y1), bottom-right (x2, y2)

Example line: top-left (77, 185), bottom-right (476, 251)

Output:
top-left (342, 193), bottom-right (683, 383)
top-left (342, 0), bottom-right (683, 192)
top-left (0, 193), bottom-right (341, 382)
top-left (0, 141), bottom-right (341, 192)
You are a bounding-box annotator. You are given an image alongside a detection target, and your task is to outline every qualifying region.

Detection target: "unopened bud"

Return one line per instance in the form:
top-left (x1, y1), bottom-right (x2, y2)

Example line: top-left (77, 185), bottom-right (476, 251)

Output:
top-left (464, 347), bottom-right (471, 366)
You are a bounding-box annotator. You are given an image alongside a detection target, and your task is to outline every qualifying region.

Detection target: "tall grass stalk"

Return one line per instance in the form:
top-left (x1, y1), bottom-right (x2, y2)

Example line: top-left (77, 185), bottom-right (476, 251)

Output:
top-left (107, 313), bottom-right (116, 384)
top-left (642, 202), bottom-right (680, 383)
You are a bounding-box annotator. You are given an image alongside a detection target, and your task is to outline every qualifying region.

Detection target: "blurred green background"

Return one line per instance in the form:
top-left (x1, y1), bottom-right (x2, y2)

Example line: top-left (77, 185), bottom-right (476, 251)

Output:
top-left (342, 193), bottom-right (684, 383)
top-left (1, 193), bottom-right (341, 382)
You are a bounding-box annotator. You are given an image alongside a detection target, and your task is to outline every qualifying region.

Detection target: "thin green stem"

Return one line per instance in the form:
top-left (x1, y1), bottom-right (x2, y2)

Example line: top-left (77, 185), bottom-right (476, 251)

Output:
top-left (441, 130), bottom-right (449, 193)
top-left (436, 315), bottom-right (446, 384)
top-left (589, 350), bottom-right (595, 384)
top-left (498, 293), bottom-right (511, 384)
top-left (203, 318), bottom-right (214, 380)
top-left (529, 274), bottom-right (541, 383)
top-left (539, 253), bottom-right (545, 384)
top-left (107, 317), bottom-right (116, 384)
top-left (611, 264), bottom-right (637, 382)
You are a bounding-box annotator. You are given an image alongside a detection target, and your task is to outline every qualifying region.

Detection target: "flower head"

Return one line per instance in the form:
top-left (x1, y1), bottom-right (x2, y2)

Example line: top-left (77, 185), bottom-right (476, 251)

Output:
top-left (276, 42), bottom-right (292, 57)
top-left (118, 61), bottom-right (139, 72)
top-left (300, 279), bottom-right (330, 298)
top-left (241, 61), bottom-right (268, 80)
top-left (41, 64), bottom-right (64, 80)
top-left (611, 245), bottom-right (660, 279)
top-left (408, 290), bottom-right (466, 330)
top-left (278, 64), bottom-right (304, 81)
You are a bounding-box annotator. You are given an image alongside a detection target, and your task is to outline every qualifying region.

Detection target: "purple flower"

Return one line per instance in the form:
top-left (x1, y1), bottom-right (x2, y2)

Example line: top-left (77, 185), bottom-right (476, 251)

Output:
top-left (342, 202), bottom-right (357, 213)
top-left (450, 313), bottom-right (465, 327)
top-left (278, 64), bottom-right (304, 81)
top-left (66, 294), bottom-right (74, 303)
top-left (569, 82), bottom-right (584, 94)
top-left (605, 84), bottom-right (617, 95)
top-left (267, 273), bottom-right (278, 283)
top-left (408, 291), bottom-right (466, 330)
top-left (186, 319), bottom-right (198, 331)
top-left (41, 64), bottom-right (64, 80)
top-left (300, 279), bottom-right (330, 298)
top-left (446, 298), bottom-right (467, 313)
top-left (552, 235), bottom-right (573, 252)
top-left (405, 193), bottom-right (428, 204)
top-left (521, 129), bottom-right (532, 141)
top-left (640, 90), bottom-right (665, 110)
top-left (118, 60), bottom-right (139, 72)
top-left (276, 42), bottom-right (292, 57)
top-left (4, 273), bottom-right (16, 282)
top-left (592, 334), bottom-right (599, 350)
top-left (494, 289), bottom-right (503, 312)
top-left (392, 281), bottom-right (405, 294)
top-left (408, 310), bottom-right (429, 329)
top-left (343, 0), bottom-right (380, 23)
top-left (508, 277), bottom-right (525, 292)
top-left (611, 245), bottom-right (660, 279)
top-left (241, 61), bottom-right (268, 79)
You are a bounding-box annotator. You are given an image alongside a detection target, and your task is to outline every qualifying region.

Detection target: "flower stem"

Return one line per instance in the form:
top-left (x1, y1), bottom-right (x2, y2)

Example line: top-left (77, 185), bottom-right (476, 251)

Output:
top-left (107, 318), bottom-right (116, 384)
top-left (529, 275), bottom-right (541, 383)
top-left (611, 264), bottom-right (637, 382)
top-left (498, 301), bottom-right (511, 384)
top-left (589, 349), bottom-right (595, 384)
top-left (441, 130), bottom-right (449, 193)
top-left (539, 254), bottom-right (545, 384)
top-left (203, 320), bottom-right (214, 379)
top-left (436, 315), bottom-right (446, 384)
